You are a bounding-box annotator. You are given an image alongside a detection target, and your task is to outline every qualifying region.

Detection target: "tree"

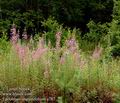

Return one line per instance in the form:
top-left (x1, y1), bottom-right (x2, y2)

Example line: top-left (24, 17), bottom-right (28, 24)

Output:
top-left (0, 0), bottom-right (114, 34)
top-left (108, 0), bottom-right (120, 57)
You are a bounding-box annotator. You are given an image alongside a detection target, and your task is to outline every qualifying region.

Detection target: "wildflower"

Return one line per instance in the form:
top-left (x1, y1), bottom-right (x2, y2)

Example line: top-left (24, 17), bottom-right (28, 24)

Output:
top-left (32, 48), bottom-right (47, 60)
top-left (55, 31), bottom-right (62, 49)
top-left (10, 24), bottom-right (19, 44)
top-left (66, 37), bottom-right (78, 53)
top-left (10, 25), bottom-right (31, 67)
top-left (17, 45), bottom-right (30, 67)
top-left (11, 34), bottom-right (19, 44)
top-left (12, 41), bottom-right (30, 67)
top-left (38, 38), bottom-right (45, 49)
top-left (32, 38), bottom-right (47, 60)
top-left (68, 38), bottom-right (76, 47)
top-left (92, 46), bottom-right (103, 60)
top-left (10, 23), bottom-right (16, 36)
top-left (59, 37), bottom-right (78, 65)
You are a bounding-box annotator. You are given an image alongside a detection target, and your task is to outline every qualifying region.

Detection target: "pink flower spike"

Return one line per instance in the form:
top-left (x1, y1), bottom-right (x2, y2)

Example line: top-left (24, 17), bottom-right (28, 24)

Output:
top-left (55, 31), bottom-right (62, 49)
top-left (92, 46), bottom-right (103, 60)
top-left (32, 48), bottom-right (47, 60)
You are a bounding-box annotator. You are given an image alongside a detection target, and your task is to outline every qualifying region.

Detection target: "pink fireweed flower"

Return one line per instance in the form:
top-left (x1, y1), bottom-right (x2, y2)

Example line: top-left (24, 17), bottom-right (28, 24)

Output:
top-left (16, 45), bottom-right (30, 67)
top-left (92, 46), bottom-right (103, 60)
top-left (59, 37), bottom-right (78, 65)
top-left (32, 37), bottom-right (47, 60)
top-left (68, 38), bottom-right (76, 47)
top-left (12, 41), bottom-right (30, 67)
top-left (10, 24), bottom-right (19, 44)
top-left (66, 37), bottom-right (78, 53)
top-left (18, 46), bottom-right (26, 61)
top-left (55, 31), bottom-right (62, 49)
top-left (32, 48), bottom-right (47, 60)
top-left (14, 43), bottom-right (21, 54)
top-left (61, 37), bottom-right (87, 68)
top-left (10, 25), bottom-right (30, 67)
top-left (11, 34), bottom-right (19, 44)
top-left (56, 32), bottom-right (62, 40)
top-left (38, 38), bottom-right (45, 49)
top-left (10, 24), bottom-right (16, 36)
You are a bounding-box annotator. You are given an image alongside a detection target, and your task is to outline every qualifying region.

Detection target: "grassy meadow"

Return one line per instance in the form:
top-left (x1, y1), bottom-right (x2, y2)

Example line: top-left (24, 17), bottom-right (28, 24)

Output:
top-left (0, 26), bottom-right (120, 103)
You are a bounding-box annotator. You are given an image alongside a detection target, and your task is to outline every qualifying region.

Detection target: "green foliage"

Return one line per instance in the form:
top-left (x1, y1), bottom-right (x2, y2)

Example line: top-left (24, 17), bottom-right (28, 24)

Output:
top-left (0, 0), bottom-right (113, 34)
top-left (0, 19), bottom-right (11, 33)
top-left (0, 10), bottom-right (44, 35)
top-left (51, 53), bottom-right (80, 90)
top-left (0, 33), bottom-right (11, 54)
top-left (113, 0), bottom-right (120, 21)
top-left (42, 17), bottom-right (83, 49)
top-left (108, 0), bottom-right (120, 57)
top-left (86, 21), bottom-right (109, 44)
top-left (82, 21), bottom-right (109, 52)
top-left (41, 17), bottom-right (62, 47)
top-left (89, 0), bottom-right (113, 23)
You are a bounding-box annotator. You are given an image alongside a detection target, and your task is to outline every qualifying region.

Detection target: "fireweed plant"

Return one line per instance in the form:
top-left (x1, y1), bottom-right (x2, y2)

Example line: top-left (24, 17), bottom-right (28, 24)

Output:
top-left (0, 24), bottom-right (120, 102)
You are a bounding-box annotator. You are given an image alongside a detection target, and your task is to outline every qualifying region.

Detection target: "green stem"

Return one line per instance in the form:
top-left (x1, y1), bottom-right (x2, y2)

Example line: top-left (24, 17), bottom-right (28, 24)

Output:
top-left (63, 88), bottom-right (66, 103)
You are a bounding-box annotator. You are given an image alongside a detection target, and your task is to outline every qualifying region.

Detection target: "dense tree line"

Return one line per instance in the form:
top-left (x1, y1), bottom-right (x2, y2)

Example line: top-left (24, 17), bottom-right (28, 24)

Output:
top-left (0, 0), bottom-right (113, 35)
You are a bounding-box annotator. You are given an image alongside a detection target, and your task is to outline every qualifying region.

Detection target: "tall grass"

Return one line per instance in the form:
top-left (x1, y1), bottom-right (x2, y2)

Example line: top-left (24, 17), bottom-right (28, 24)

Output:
top-left (0, 27), bottom-right (120, 102)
